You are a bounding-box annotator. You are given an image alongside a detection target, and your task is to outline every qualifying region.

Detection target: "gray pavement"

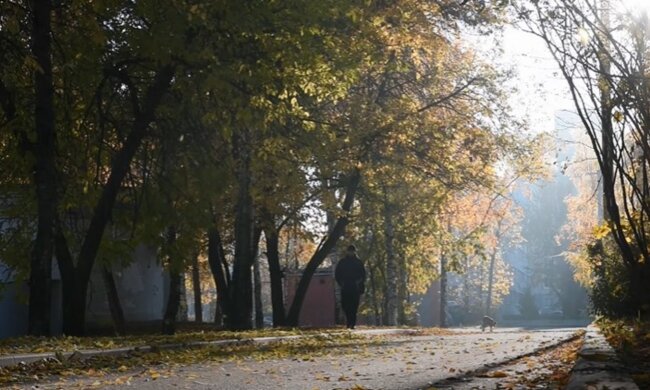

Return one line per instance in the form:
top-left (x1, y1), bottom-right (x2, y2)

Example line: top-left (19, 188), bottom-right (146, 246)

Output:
top-left (25, 328), bottom-right (582, 389)
top-left (565, 325), bottom-right (639, 390)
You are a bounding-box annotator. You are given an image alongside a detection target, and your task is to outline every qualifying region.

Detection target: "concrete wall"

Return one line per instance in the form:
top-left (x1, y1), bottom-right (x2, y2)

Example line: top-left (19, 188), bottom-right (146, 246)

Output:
top-left (86, 245), bottom-right (166, 325)
top-left (0, 280), bottom-right (28, 338)
top-left (0, 245), bottom-right (166, 339)
top-left (0, 261), bottom-right (62, 338)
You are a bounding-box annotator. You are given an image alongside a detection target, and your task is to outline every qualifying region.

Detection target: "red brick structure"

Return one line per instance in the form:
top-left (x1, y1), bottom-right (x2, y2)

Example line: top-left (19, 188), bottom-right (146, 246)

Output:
top-left (284, 270), bottom-right (336, 327)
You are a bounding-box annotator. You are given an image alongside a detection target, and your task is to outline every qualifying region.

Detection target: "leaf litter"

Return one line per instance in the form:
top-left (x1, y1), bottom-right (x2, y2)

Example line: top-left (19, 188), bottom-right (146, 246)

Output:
top-left (428, 332), bottom-right (584, 389)
top-left (0, 331), bottom-right (391, 387)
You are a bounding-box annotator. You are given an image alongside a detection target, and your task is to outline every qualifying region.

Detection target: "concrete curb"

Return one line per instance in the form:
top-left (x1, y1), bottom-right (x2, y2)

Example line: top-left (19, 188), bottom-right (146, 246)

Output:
top-left (566, 324), bottom-right (639, 390)
top-left (0, 328), bottom-right (416, 368)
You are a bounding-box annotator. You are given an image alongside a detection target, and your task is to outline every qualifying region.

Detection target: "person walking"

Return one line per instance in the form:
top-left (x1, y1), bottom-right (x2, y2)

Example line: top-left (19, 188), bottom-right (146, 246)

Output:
top-left (335, 245), bottom-right (366, 329)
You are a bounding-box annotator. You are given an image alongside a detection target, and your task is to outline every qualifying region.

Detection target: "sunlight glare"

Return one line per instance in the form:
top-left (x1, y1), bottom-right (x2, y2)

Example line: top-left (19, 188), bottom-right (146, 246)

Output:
top-left (621, 0), bottom-right (650, 15)
top-left (576, 27), bottom-right (590, 45)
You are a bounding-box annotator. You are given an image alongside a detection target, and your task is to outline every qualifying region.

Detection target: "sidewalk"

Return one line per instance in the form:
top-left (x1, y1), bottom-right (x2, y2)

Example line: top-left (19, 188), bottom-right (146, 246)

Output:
top-left (3, 326), bottom-right (636, 389)
top-left (566, 324), bottom-right (639, 389)
top-left (0, 328), bottom-right (417, 368)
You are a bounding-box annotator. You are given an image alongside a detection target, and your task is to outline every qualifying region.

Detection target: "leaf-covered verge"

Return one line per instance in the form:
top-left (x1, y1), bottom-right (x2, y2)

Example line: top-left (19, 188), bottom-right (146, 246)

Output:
top-left (598, 318), bottom-right (650, 389)
top-left (430, 331), bottom-right (584, 389)
top-left (0, 328), bottom-right (304, 356)
top-left (0, 326), bottom-right (454, 356)
top-left (0, 331), bottom-right (399, 387)
top-left (479, 334), bottom-right (583, 389)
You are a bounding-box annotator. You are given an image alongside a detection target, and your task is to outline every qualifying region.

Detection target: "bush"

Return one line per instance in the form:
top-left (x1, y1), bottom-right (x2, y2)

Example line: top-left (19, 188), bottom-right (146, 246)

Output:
top-left (587, 238), bottom-right (637, 318)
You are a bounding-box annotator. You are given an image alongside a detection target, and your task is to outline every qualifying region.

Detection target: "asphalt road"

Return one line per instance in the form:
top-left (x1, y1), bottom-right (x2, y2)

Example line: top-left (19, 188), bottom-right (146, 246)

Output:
top-left (29, 327), bottom-right (582, 390)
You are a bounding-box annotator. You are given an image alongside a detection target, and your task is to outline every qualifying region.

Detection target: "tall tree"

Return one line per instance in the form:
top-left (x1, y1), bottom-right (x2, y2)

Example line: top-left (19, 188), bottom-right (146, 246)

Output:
top-left (253, 255), bottom-right (264, 328)
top-left (28, 0), bottom-right (57, 336)
top-left (191, 254), bottom-right (203, 323)
top-left (55, 64), bottom-right (176, 334)
top-left (101, 266), bottom-right (126, 335)
top-left (520, 0), bottom-right (650, 316)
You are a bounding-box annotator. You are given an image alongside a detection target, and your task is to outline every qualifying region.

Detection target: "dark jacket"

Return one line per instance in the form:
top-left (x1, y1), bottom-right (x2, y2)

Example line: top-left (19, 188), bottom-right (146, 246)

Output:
top-left (335, 254), bottom-right (366, 294)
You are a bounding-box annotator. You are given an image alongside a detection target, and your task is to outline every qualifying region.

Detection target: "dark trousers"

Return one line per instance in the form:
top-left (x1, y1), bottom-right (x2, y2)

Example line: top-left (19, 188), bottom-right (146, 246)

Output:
top-left (341, 287), bottom-right (361, 329)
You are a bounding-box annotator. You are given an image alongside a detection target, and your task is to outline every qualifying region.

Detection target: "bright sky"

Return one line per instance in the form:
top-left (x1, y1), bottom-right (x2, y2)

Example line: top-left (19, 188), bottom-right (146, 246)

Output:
top-left (499, 26), bottom-right (585, 171)
top-left (465, 24), bottom-right (575, 136)
top-left (465, 23), bottom-right (582, 178)
top-left (500, 26), bottom-right (574, 133)
top-left (622, 0), bottom-right (650, 14)
top-left (497, 0), bottom-right (650, 136)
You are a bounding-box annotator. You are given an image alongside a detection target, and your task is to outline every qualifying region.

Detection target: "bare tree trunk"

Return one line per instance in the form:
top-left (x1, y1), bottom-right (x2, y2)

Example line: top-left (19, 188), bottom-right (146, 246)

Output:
top-left (439, 253), bottom-right (447, 328)
top-left (462, 257), bottom-right (470, 321)
top-left (163, 269), bottom-right (181, 335)
top-left (28, 0), bottom-right (56, 336)
top-left (253, 228), bottom-right (263, 329)
top-left (254, 255), bottom-right (264, 328)
top-left (162, 226), bottom-right (181, 335)
top-left (326, 200), bottom-right (343, 326)
top-left (485, 249), bottom-right (497, 317)
top-left (229, 129), bottom-right (255, 330)
top-left (595, 0), bottom-right (638, 272)
top-left (208, 226), bottom-right (229, 326)
top-left (599, 0), bottom-right (612, 222)
top-left (397, 254), bottom-right (407, 325)
top-left (191, 253), bottom-right (202, 323)
top-left (178, 272), bottom-right (188, 322)
top-left (102, 266), bottom-right (125, 335)
top-left (263, 225), bottom-right (286, 327)
top-left (368, 258), bottom-right (382, 325)
top-left (55, 66), bottom-right (175, 336)
top-left (213, 304), bottom-right (222, 326)
top-left (383, 191), bottom-right (398, 326)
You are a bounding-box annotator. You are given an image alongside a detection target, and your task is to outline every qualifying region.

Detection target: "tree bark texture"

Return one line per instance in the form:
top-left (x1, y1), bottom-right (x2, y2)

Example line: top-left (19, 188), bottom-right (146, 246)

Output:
top-left (161, 226), bottom-right (181, 335)
top-left (178, 272), bottom-right (188, 322)
top-left (485, 249), bottom-right (497, 317)
top-left (229, 129), bottom-right (255, 330)
top-left (253, 227), bottom-right (263, 328)
top-left (439, 253), bottom-right (448, 328)
top-left (28, 0), bottom-right (56, 336)
top-left (595, 1), bottom-right (638, 273)
top-left (383, 194), bottom-right (398, 326)
top-left (162, 268), bottom-right (182, 335)
top-left (253, 255), bottom-right (264, 328)
top-left (54, 66), bottom-right (175, 335)
top-left (101, 266), bottom-right (126, 335)
top-left (263, 225), bottom-right (286, 327)
top-left (208, 226), bottom-right (229, 325)
top-left (368, 260), bottom-right (382, 325)
top-left (191, 254), bottom-right (203, 323)
top-left (397, 254), bottom-right (408, 325)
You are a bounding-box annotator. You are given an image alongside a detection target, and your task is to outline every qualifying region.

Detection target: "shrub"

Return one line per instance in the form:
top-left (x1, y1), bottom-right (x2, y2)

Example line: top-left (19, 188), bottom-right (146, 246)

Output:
top-left (586, 237), bottom-right (637, 318)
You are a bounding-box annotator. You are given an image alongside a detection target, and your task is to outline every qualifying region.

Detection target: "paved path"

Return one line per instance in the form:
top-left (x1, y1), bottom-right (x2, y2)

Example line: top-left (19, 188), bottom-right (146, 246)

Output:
top-left (27, 328), bottom-right (582, 390)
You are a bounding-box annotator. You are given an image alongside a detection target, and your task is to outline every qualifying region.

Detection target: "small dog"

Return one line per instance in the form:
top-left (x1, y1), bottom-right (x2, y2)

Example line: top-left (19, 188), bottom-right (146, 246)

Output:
top-left (481, 315), bottom-right (496, 332)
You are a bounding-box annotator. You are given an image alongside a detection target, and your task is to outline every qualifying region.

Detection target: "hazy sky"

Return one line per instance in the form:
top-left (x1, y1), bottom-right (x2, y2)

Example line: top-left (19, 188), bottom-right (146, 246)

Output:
top-left (465, 22), bottom-right (574, 138)
top-left (500, 26), bottom-right (574, 135)
top-left (497, 0), bottom-right (650, 136)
